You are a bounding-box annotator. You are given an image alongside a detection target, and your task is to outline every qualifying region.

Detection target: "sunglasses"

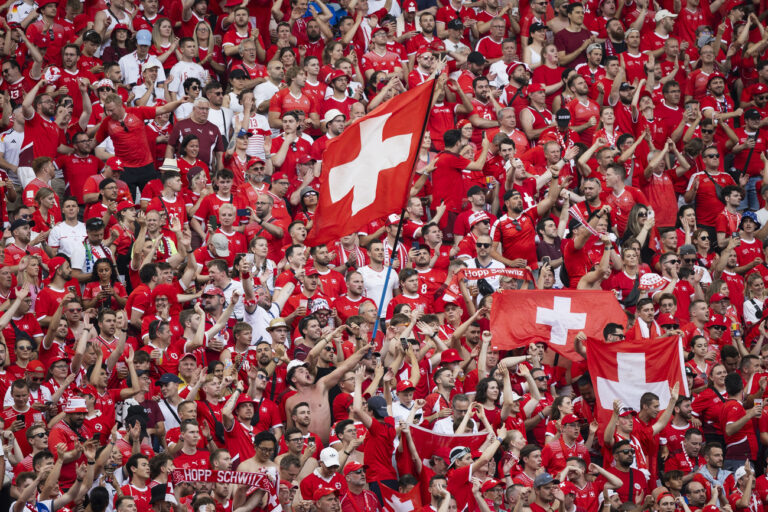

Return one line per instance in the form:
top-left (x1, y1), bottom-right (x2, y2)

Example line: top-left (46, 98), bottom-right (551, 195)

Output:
top-left (703, 153), bottom-right (720, 158)
top-left (701, 129), bottom-right (714, 134)
top-left (662, 324), bottom-right (680, 329)
top-left (667, 260), bottom-right (681, 265)
top-left (511, 219), bottom-right (522, 231)
top-left (17, 346), bottom-right (32, 351)
top-left (711, 325), bottom-right (727, 330)
top-left (637, 212), bottom-right (647, 218)
top-left (534, 376), bottom-right (548, 381)
top-left (32, 432), bottom-right (48, 439)
top-left (683, 258), bottom-right (696, 263)
top-left (618, 449), bottom-right (635, 455)
top-left (476, 243), bottom-right (491, 248)
top-left (699, 236), bottom-right (710, 241)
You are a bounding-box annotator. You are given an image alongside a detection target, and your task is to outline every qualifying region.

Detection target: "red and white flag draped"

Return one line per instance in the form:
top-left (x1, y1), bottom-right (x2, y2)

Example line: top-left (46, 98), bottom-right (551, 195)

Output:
top-left (489, 290), bottom-right (626, 361)
top-left (585, 336), bottom-right (688, 426)
top-left (381, 483), bottom-right (423, 512)
top-left (306, 79), bottom-right (435, 246)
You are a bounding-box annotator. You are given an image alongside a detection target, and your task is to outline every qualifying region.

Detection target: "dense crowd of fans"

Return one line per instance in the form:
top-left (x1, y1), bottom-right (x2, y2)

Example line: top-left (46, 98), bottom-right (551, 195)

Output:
top-left (1, 0), bottom-right (768, 511)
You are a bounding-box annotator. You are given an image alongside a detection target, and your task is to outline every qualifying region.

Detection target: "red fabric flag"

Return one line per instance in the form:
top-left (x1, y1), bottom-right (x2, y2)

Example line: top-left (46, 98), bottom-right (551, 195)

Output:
top-left (306, 80), bottom-right (435, 246)
top-left (407, 424), bottom-right (488, 461)
top-left (489, 290), bottom-right (626, 361)
top-left (381, 482), bottom-right (423, 512)
top-left (585, 335), bottom-right (688, 428)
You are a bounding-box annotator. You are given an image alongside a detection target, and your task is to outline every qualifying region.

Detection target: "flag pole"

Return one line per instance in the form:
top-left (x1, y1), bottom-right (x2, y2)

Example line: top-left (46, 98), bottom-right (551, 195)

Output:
top-left (371, 77), bottom-right (438, 341)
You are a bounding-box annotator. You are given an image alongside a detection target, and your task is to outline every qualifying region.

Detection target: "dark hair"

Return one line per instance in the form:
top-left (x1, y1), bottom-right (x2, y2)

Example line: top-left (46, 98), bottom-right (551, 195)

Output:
top-left (725, 372), bottom-right (743, 395)
top-left (443, 129), bottom-right (462, 149)
top-left (179, 134), bottom-right (200, 157)
top-left (602, 322), bottom-right (623, 338)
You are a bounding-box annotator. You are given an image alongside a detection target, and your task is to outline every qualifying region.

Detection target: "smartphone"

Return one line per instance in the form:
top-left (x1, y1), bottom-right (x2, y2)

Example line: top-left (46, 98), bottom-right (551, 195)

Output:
top-left (244, 253), bottom-right (254, 265)
top-left (542, 256), bottom-right (551, 266)
top-left (400, 338), bottom-right (408, 351)
top-left (94, 432), bottom-right (101, 441)
top-left (412, 241), bottom-right (420, 250)
top-left (68, 286), bottom-right (76, 293)
top-left (208, 215), bottom-right (218, 231)
top-left (16, 414), bottom-right (23, 423)
top-left (732, 232), bottom-right (740, 239)
top-left (236, 208), bottom-right (250, 217)
top-left (308, 436), bottom-right (315, 443)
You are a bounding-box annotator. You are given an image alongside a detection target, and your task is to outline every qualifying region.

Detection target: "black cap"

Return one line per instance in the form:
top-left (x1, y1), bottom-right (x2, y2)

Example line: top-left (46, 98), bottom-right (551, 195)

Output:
top-left (156, 373), bottom-right (183, 385)
top-left (556, 108), bottom-right (571, 126)
top-left (9, 219), bottom-right (31, 232)
top-left (467, 51), bottom-right (486, 65)
top-left (467, 185), bottom-right (485, 197)
top-left (85, 218), bottom-right (105, 231)
top-left (229, 68), bottom-right (248, 80)
top-left (446, 18), bottom-right (464, 30)
top-left (745, 108), bottom-right (762, 120)
top-left (619, 82), bottom-right (635, 91)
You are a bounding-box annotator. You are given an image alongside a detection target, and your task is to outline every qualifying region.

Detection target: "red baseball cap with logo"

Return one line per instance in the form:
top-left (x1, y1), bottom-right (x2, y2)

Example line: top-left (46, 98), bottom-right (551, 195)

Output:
top-left (396, 380), bottom-right (415, 392)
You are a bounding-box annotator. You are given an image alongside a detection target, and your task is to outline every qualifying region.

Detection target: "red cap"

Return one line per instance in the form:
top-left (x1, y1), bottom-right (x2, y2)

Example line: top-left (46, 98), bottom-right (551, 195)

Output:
top-left (506, 61), bottom-right (531, 78)
top-left (202, 285), bottom-right (225, 297)
top-left (481, 479), bottom-right (505, 492)
top-left (753, 83), bottom-right (768, 98)
top-left (396, 380), bottom-right (415, 392)
top-left (415, 47), bottom-right (433, 58)
top-left (180, 352), bottom-right (200, 363)
top-left (619, 406), bottom-right (637, 417)
top-left (709, 293), bottom-right (729, 303)
top-left (403, 0), bottom-right (417, 11)
top-left (332, 392), bottom-right (353, 421)
top-left (272, 171), bottom-right (290, 182)
top-left (561, 414), bottom-right (579, 425)
top-left (702, 506), bottom-right (719, 512)
top-left (441, 349), bottom-right (463, 364)
top-left (304, 265), bottom-right (319, 277)
top-left (235, 394), bottom-right (256, 409)
top-left (152, 283), bottom-right (179, 304)
top-left (325, 69), bottom-right (349, 84)
top-left (706, 314), bottom-right (728, 328)
top-left (26, 360), bottom-right (45, 373)
top-left (429, 39), bottom-right (446, 52)
top-left (527, 82), bottom-right (545, 94)
top-left (657, 313), bottom-right (678, 326)
top-left (386, 213), bottom-right (401, 226)
top-left (707, 72), bottom-right (725, 87)
top-left (117, 200), bottom-right (136, 212)
top-left (560, 481), bottom-right (578, 495)
top-left (469, 211), bottom-right (490, 227)
top-left (247, 157), bottom-right (265, 168)
top-left (113, 23), bottom-right (130, 31)
top-left (313, 487), bottom-right (339, 501)
top-left (371, 27), bottom-right (388, 37)
top-left (106, 156), bottom-right (124, 172)
top-left (456, 119), bottom-right (471, 130)
top-left (297, 154), bottom-right (314, 164)
top-left (434, 446), bottom-right (451, 464)
top-left (343, 461), bottom-right (365, 476)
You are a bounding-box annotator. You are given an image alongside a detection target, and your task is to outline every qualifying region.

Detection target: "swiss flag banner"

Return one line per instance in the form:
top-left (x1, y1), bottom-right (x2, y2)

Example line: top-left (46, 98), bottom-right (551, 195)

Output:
top-left (380, 482), bottom-right (423, 512)
top-left (489, 290), bottom-right (626, 361)
top-left (585, 336), bottom-right (688, 426)
top-left (408, 424), bottom-right (487, 462)
top-left (306, 79), bottom-right (435, 246)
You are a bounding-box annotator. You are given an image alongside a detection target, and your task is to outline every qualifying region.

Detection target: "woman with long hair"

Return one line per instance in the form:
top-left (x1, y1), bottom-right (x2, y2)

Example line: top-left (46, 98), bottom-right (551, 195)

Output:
top-left (531, 43), bottom-right (564, 110)
top-left (193, 21), bottom-right (225, 79)
top-left (177, 134), bottom-right (210, 187)
top-left (593, 106), bottom-right (622, 147)
top-left (675, 204), bottom-right (697, 247)
top-left (474, 377), bottom-right (504, 429)
top-left (692, 228), bottom-right (717, 269)
top-left (16, 255), bottom-right (41, 305)
top-left (249, 237), bottom-right (276, 292)
top-left (278, 46), bottom-right (298, 70)
top-left (621, 204), bottom-right (659, 265)
top-left (108, 201), bottom-right (137, 282)
top-left (150, 17), bottom-right (179, 73)
top-left (101, 23), bottom-right (135, 63)
top-left (83, 258), bottom-right (127, 310)
top-left (691, 363), bottom-right (728, 444)
top-left (686, 336), bottom-right (714, 394)
top-left (185, 167), bottom-right (213, 247)
top-left (743, 273), bottom-right (767, 326)
top-left (320, 41), bottom-right (346, 82)
top-left (32, 188), bottom-right (61, 237)
top-left (523, 23), bottom-right (547, 70)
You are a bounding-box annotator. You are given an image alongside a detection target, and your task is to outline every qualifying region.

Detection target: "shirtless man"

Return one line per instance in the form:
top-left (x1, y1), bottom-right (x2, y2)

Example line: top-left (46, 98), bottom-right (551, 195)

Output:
top-left (234, 431), bottom-right (280, 510)
top-left (282, 341), bottom-right (372, 444)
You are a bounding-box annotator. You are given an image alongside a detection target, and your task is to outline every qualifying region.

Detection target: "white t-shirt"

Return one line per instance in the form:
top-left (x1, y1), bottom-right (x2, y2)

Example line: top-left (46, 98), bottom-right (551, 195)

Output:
top-left (118, 52), bottom-right (166, 86)
top-left (358, 265), bottom-right (399, 315)
top-left (207, 107), bottom-right (234, 140)
top-left (168, 61), bottom-right (208, 97)
top-left (48, 221), bottom-right (87, 256)
top-left (0, 128), bottom-right (23, 186)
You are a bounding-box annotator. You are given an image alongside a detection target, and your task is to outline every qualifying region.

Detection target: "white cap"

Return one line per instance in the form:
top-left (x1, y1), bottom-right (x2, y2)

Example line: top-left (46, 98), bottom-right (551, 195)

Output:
top-left (287, 360), bottom-right (307, 373)
top-left (654, 9), bottom-right (677, 22)
top-left (320, 447), bottom-right (340, 467)
top-left (159, 158), bottom-right (179, 171)
top-left (209, 233), bottom-right (230, 258)
top-left (323, 109), bottom-right (346, 125)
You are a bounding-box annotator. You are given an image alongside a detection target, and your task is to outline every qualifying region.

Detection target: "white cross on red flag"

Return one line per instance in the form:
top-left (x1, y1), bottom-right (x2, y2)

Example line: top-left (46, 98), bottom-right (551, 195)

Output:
top-left (489, 290), bottom-right (626, 361)
top-left (585, 336), bottom-right (689, 426)
top-left (305, 79), bottom-right (435, 246)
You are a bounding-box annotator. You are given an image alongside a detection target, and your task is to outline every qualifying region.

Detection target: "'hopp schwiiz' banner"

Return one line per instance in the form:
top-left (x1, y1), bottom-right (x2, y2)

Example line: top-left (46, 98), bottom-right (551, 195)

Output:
top-left (171, 469), bottom-right (276, 492)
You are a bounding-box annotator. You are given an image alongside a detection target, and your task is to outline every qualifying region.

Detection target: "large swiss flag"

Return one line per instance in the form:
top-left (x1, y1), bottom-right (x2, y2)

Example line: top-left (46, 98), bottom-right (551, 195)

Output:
top-left (489, 290), bottom-right (626, 361)
top-left (305, 79), bottom-right (435, 246)
top-left (585, 336), bottom-right (688, 425)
